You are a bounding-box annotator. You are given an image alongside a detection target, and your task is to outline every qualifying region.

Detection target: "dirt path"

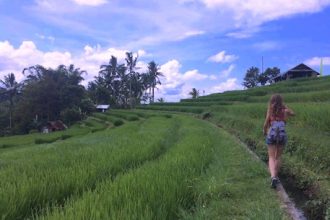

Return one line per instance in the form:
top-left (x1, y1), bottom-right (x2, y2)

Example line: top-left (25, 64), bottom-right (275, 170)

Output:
top-left (206, 119), bottom-right (307, 220)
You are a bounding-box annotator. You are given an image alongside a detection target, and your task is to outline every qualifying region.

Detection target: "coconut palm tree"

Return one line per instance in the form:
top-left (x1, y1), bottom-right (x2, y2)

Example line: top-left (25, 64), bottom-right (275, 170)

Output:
top-left (125, 52), bottom-right (138, 108)
top-left (0, 73), bottom-right (20, 129)
top-left (99, 56), bottom-right (118, 91)
top-left (147, 61), bottom-right (163, 103)
top-left (189, 88), bottom-right (199, 99)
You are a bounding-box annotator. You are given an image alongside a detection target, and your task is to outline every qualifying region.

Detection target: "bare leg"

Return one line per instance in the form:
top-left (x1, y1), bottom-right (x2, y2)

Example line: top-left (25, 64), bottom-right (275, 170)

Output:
top-left (268, 145), bottom-right (276, 178)
top-left (274, 145), bottom-right (284, 177)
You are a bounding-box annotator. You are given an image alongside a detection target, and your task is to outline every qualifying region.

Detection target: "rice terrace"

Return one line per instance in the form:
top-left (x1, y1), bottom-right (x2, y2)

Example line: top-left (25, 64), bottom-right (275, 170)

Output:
top-left (0, 75), bottom-right (329, 219)
top-left (1, 1), bottom-right (330, 219)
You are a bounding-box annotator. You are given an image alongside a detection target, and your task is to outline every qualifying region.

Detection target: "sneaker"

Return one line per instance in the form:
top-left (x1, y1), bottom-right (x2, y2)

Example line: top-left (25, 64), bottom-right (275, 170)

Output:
top-left (271, 177), bottom-right (279, 189)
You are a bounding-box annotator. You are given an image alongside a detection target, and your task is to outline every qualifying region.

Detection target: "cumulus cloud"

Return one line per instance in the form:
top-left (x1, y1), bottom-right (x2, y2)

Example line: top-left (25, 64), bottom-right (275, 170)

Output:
top-left (35, 33), bottom-right (55, 43)
top-left (200, 0), bottom-right (330, 28)
top-left (71, 0), bottom-right (107, 6)
top-left (253, 41), bottom-right (281, 51)
top-left (208, 51), bottom-right (238, 63)
top-left (304, 56), bottom-right (330, 66)
top-left (220, 64), bottom-right (235, 78)
top-left (0, 40), bottom-right (147, 83)
top-left (0, 40), bottom-right (241, 102)
top-left (210, 78), bottom-right (242, 93)
top-left (156, 59), bottom-right (216, 101)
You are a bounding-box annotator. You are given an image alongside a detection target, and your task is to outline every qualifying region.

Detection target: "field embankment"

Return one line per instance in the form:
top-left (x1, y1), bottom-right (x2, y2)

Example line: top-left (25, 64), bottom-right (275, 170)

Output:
top-left (138, 76), bottom-right (330, 220)
top-left (0, 110), bottom-right (287, 219)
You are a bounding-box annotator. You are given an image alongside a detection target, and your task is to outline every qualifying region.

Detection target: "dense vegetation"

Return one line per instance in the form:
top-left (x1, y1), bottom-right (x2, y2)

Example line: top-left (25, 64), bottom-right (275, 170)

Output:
top-left (0, 110), bottom-right (287, 219)
top-left (0, 52), bottom-right (162, 135)
top-left (139, 76), bottom-right (330, 219)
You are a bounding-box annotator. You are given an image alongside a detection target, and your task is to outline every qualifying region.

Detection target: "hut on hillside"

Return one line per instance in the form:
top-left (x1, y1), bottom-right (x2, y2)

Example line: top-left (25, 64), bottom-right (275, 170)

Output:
top-left (42, 120), bottom-right (67, 133)
top-left (273, 63), bottom-right (320, 83)
top-left (96, 104), bottom-right (110, 112)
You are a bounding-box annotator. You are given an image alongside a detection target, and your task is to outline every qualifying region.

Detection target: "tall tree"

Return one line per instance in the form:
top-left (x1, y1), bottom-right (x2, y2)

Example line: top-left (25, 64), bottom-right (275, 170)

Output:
top-left (16, 64), bottom-right (87, 132)
top-left (243, 67), bottom-right (260, 88)
top-left (147, 61), bottom-right (163, 103)
top-left (157, 97), bottom-right (165, 103)
top-left (0, 73), bottom-right (20, 129)
top-left (189, 88), bottom-right (199, 99)
top-left (92, 56), bottom-right (128, 107)
top-left (125, 52), bottom-right (138, 108)
top-left (265, 67), bottom-right (281, 84)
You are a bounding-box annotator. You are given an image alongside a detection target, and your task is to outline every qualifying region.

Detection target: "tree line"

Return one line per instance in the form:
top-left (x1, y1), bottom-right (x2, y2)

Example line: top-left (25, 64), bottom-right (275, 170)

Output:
top-left (242, 66), bottom-right (280, 88)
top-left (0, 52), bottom-right (162, 135)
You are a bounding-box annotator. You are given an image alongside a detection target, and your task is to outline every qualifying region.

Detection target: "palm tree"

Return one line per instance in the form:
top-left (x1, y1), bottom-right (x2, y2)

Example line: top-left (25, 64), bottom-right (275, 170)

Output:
top-left (125, 52), bottom-right (138, 108)
top-left (0, 73), bottom-right (20, 129)
top-left (66, 64), bottom-right (86, 85)
top-left (189, 88), bottom-right (199, 99)
top-left (147, 61), bottom-right (163, 103)
top-left (157, 97), bottom-right (165, 103)
top-left (99, 56), bottom-right (118, 91)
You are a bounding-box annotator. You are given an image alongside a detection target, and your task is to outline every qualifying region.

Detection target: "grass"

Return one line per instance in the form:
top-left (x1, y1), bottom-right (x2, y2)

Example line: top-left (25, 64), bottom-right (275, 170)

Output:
top-left (2, 76), bottom-right (329, 219)
top-left (142, 76), bottom-right (330, 219)
top-left (0, 112), bottom-right (288, 219)
top-left (180, 128), bottom-right (287, 220)
top-left (36, 115), bottom-right (287, 220)
top-left (0, 116), bottom-right (178, 219)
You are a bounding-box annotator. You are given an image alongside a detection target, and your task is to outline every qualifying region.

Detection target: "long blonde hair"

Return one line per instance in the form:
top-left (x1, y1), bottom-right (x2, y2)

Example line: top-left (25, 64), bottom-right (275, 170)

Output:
top-left (268, 94), bottom-right (285, 117)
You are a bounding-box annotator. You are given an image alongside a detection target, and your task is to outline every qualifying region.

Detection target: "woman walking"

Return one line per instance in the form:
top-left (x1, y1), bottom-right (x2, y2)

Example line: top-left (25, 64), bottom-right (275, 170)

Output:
top-left (263, 94), bottom-right (294, 189)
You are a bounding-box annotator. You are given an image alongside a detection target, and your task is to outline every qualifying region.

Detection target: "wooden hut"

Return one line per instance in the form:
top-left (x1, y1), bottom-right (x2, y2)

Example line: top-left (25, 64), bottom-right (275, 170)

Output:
top-left (273, 63), bottom-right (320, 82)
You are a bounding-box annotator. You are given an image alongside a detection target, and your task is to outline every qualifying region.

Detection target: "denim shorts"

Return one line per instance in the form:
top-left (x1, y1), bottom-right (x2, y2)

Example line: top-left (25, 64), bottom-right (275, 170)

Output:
top-left (265, 121), bottom-right (287, 146)
top-left (265, 136), bottom-right (287, 146)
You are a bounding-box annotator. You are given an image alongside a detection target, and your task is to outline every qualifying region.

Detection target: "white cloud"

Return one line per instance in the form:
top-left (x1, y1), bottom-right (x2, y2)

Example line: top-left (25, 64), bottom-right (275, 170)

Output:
top-left (208, 51), bottom-right (238, 63)
top-left (200, 0), bottom-right (330, 28)
top-left (35, 33), bottom-right (55, 43)
top-left (253, 41), bottom-right (281, 51)
top-left (0, 40), bottom-right (147, 84)
top-left (210, 78), bottom-right (242, 93)
top-left (156, 59), bottom-right (216, 101)
top-left (183, 69), bottom-right (209, 80)
top-left (199, 0), bottom-right (330, 38)
top-left (210, 74), bottom-right (217, 80)
top-left (304, 56), bottom-right (330, 66)
top-left (220, 64), bottom-right (235, 78)
top-left (71, 0), bottom-right (107, 6)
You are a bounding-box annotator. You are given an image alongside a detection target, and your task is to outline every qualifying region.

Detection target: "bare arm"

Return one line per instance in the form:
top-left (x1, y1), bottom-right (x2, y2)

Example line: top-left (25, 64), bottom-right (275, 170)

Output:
top-left (284, 105), bottom-right (295, 117)
top-left (263, 109), bottom-right (270, 136)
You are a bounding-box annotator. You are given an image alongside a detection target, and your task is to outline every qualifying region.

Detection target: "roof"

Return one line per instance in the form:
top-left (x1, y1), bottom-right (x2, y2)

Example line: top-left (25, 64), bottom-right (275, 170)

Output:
top-left (273, 63), bottom-right (320, 80)
top-left (96, 104), bottom-right (110, 109)
top-left (47, 120), bottom-right (67, 130)
top-left (284, 63), bottom-right (320, 74)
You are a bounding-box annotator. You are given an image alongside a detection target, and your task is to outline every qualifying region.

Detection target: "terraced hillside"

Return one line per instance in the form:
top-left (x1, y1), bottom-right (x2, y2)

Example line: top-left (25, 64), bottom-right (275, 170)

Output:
top-left (0, 110), bottom-right (287, 219)
top-left (139, 76), bottom-right (330, 220)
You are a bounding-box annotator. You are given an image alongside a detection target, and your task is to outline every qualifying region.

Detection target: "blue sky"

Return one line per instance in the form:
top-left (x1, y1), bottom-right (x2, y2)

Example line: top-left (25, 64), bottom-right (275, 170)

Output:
top-left (1, 0), bottom-right (330, 101)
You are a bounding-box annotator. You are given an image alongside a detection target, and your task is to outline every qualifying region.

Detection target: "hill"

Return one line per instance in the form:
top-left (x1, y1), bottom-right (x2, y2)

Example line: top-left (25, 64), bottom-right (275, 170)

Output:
top-left (0, 110), bottom-right (289, 219)
top-left (139, 76), bottom-right (330, 219)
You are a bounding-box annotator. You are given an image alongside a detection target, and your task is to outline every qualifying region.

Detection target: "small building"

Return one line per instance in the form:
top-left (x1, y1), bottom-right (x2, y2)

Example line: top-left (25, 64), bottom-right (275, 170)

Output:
top-left (273, 63), bottom-right (320, 82)
top-left (96, 104), bottom-right (110, 112)
top-left (42, 120), bottom-right (67, 133)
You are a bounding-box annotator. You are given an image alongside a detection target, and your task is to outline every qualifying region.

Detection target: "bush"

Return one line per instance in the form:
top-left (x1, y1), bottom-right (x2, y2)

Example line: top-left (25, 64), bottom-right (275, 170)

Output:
top-left (61, 134), bottom-right (72, 140)
top-left (60, 108), bottom-right (82, 126)
top-left (127, 116), bottom-right (139, 121)
top-left (114, 120), bottom-right (124, 127)
top-left (35, 137), bottom-right (59, 144)
top-left (29, 129), bottom-right (39, 134)
top-left (80, 99), bottom-right (96, 115)
top-left (0, 144), bottom-right (12, 148)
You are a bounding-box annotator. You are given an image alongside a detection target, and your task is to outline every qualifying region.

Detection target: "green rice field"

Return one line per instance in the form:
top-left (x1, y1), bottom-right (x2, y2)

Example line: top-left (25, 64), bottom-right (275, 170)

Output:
top-left (139, 76), bottom-right (330, 220)
top-left (1, 76), bottom-right (329, 219)
top-left (0, 110), bottom-right (287, 219)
